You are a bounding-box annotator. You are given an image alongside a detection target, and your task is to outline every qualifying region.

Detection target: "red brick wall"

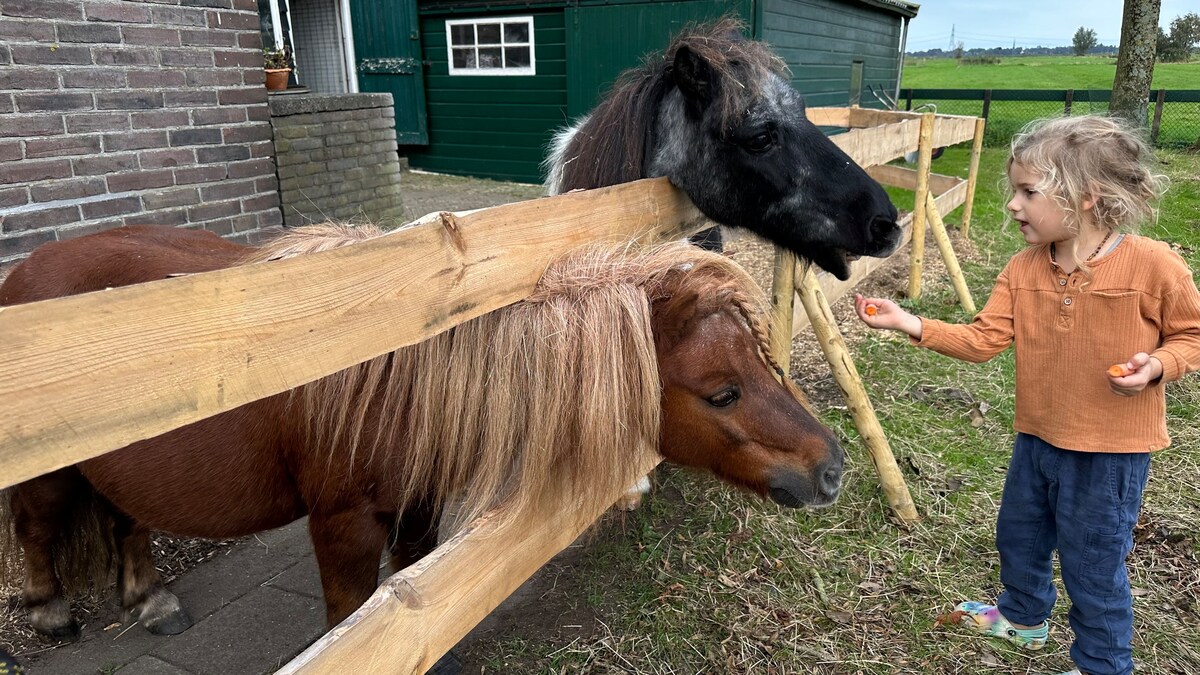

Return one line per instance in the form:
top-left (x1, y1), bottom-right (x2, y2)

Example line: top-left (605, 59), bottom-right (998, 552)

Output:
top-left (0, 0), bottom-right (284, 275)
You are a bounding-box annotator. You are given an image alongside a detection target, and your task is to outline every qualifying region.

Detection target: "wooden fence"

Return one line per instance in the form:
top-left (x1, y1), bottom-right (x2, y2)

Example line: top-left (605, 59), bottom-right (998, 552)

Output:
top-left (0, 107), bottom-right (980, 674)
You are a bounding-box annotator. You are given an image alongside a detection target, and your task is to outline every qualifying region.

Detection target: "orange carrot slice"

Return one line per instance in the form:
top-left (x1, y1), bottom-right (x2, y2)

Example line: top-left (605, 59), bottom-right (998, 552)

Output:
top-left (865, 304), bottom-right (878, 316)
top-left (1108, 364), bottom-right (1134, 377)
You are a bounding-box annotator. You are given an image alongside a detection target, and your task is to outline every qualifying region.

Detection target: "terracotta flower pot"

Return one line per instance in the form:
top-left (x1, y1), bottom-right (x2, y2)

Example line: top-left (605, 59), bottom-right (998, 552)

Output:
top-left (265, 68), bottom-right (290, 91)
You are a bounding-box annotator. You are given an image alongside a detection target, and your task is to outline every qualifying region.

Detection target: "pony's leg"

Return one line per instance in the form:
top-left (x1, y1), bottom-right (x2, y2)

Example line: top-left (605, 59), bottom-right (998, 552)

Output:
top-left (10, 470), bottom-right (85, 640)
top-left (688, 226), bottom-right (723, 252)
top-left (112, 513), bottom-right (191, 635)
top-left (615, 475), bottom-right (652, 511)
top-left (387, 501), bottom-right (440, 574)
top-left (308, 507), bottom-right (389, 627)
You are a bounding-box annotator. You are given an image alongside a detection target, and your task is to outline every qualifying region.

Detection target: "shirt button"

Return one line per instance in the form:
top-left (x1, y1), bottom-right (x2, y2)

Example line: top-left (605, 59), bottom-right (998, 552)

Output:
top-left (1059, 279), bottom-right (1067, 286)
top-left (1064, 297), bottom-right (1073, 305)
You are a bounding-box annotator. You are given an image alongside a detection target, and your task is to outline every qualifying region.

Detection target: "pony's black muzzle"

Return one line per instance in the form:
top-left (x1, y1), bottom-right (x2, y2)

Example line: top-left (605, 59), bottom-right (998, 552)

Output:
top-left (768, 443), bottom-right (844, 508)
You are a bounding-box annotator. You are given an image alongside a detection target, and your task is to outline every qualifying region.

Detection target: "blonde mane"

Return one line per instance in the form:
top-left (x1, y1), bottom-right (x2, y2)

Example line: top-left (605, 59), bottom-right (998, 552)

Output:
top-left (250, 226), bottom-right (778, 532)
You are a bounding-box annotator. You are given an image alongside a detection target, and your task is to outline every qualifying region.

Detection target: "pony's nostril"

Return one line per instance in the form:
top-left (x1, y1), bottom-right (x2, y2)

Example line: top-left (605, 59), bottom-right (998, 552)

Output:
top-left (822, 465), bottom-right (842, 492)
top-left (870, 215), bottom-right (897, 240)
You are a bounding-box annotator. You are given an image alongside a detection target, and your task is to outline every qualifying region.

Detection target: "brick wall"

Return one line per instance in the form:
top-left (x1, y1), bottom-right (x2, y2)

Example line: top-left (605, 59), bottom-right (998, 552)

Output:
top-left (270, 93), bottom-right (405, 229)
top-left (0, 0), bottom-right (284, 276)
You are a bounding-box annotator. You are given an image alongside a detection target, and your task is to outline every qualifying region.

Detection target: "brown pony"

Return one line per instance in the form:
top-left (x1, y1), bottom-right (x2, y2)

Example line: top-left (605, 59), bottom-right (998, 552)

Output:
top-left (0, 224), bottom-right (843, 640)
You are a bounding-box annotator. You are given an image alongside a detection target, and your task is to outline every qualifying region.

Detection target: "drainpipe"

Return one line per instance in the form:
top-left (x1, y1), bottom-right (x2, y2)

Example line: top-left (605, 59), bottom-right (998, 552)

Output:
top-left (894, 15), bottom-right (909, 105)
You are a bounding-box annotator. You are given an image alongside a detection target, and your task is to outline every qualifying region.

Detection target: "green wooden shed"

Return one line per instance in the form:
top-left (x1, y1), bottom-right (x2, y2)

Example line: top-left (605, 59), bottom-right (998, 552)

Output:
top-left (389, 0), bottom-right (918, 183)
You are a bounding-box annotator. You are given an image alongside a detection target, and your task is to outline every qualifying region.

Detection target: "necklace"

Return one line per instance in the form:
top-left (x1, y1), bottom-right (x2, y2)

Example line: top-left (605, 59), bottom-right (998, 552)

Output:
top-left (1051, 229), bottom-right (1113, 265)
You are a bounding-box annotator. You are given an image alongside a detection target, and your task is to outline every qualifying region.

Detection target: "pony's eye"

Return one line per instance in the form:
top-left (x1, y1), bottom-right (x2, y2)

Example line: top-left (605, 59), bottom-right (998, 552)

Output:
top-left (743, 132), bottom-right (773, 154)
top-left (707, 388), bottom-right (740, 407)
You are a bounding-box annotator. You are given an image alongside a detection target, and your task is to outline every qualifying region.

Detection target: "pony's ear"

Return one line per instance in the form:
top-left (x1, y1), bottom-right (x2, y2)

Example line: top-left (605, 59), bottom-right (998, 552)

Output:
top-left (672, 45), bottom-right (714, 111)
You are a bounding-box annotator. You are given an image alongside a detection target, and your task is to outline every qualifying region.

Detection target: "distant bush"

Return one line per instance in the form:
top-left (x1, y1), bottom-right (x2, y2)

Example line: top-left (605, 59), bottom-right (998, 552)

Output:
top-left (958, 56), bottom-right (1002, 66)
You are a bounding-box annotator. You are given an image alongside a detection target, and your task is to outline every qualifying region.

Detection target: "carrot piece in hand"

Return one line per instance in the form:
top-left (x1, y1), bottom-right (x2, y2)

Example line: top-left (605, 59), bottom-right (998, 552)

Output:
top-left (1108, 364), bottom-right (1134, 378)
top-left (865, 304), bottom-right (878, 316)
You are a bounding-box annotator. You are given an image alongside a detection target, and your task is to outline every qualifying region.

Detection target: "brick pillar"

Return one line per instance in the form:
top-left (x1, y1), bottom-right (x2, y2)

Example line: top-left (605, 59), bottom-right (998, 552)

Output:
top-left (269, 93), bottom-right (405, 229)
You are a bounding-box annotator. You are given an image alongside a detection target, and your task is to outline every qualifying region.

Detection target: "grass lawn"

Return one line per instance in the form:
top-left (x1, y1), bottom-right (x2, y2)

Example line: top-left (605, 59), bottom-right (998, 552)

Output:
top-left (902, 55), bottom-right (1200, 90)
top-left (470, 145), bottom-right (1200, 673)
top-left (898, 56), bottom-right (1200, 149)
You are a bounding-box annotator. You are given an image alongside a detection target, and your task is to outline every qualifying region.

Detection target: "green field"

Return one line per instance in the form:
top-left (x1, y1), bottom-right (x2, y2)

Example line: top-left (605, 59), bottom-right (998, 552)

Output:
top-left (897, 56), bottom-right (1200, 148)
top-left (902, 55), bottom-right (1200, 90)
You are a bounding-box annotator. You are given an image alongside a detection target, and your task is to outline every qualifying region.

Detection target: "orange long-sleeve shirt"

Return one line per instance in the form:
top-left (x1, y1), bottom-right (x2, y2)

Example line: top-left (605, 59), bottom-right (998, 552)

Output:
top-left (915, 234), bottom-right (1200, 453)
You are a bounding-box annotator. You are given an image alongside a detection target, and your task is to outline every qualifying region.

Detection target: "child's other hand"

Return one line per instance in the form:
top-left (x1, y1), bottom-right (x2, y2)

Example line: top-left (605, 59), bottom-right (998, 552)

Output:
top-left (854, 294), bottom-right (922, 338)
top-left (1107, 352), bottom-right (1164, 396)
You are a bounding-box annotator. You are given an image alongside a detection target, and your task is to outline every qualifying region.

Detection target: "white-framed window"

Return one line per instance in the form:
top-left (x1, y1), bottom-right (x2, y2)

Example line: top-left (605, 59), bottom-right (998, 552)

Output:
top-left (445, 16), bottom-right (535, 76)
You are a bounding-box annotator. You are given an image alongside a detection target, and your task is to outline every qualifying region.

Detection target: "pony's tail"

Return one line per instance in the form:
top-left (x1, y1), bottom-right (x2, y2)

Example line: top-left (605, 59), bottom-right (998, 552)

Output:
top-left (0, 485), bottom-right (116, 600)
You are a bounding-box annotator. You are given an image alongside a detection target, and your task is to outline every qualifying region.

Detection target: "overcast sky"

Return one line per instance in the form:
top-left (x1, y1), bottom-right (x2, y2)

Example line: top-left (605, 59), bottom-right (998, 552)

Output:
top-left (905, 0), bottom-right (1196, 50)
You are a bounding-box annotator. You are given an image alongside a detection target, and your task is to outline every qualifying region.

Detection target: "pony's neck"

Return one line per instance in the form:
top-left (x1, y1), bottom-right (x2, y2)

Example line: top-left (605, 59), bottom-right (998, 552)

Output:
top-left (549, 69), bottom-right (675, 193)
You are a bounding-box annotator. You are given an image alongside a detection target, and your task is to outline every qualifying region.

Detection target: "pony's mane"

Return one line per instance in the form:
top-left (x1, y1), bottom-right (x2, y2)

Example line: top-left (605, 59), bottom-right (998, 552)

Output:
top-left (241, 222), bottom-right (382, 263)
top-left (545, 17), bottom-right (787, 193)
top-left (253, 225), bottom-right (777, 533)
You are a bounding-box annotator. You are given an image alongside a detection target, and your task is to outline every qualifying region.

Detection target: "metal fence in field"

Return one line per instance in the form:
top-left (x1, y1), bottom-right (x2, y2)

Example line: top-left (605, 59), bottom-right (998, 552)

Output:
top-left (899, 88), bottom-right (1200, 149)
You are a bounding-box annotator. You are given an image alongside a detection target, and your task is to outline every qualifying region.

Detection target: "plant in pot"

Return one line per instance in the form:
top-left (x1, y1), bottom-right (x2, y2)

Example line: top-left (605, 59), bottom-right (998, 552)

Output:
top-left (263, 46), bottom-right (292, 91)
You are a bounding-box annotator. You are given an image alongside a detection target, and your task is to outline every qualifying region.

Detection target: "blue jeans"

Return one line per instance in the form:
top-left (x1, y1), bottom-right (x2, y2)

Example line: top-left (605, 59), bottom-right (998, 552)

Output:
top-left (996, 434), bottom-right (1150, 675)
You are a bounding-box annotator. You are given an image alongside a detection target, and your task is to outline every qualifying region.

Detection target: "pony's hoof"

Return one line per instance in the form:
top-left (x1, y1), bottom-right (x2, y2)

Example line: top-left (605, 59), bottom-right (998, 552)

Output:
top-left (42, 620), bottom-right (82, 642)
top-left (28, 598), bottom-right (80, 642)
top-left (142, 607), bottom-right (192, 635)
top-left (129, 588), bottom-right (193, 635)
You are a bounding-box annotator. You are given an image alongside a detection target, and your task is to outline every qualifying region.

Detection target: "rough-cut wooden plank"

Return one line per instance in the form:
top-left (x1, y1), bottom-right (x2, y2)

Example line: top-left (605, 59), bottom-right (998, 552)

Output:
top-left (804, 106), bottom-right (850, 127)
top-left (280, 451), bottom-right (663, 674)
top-left (0, 178), bottom-right (707, 491)
top-left (866, 164), bottom-right (963, 196)
top-left (826, 118), bottom-right (922, 168)
top-left (847, 107), bottom-right (921, 128)
top-left (908, 113), bottom-right (936, 299)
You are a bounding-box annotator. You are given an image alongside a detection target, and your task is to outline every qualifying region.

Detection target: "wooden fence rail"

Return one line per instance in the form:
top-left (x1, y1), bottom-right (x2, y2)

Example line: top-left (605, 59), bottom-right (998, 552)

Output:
top-left (0, 107), bottom-right (982, 673)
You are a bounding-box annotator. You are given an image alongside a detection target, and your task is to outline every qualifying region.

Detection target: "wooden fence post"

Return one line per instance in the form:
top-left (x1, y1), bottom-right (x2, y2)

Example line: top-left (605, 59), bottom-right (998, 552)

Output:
top-left (961, 117), bottom-right (986, 239)
top-left (1064, 89), bottom-right (1074, 116)
top-left (908, 112), bottom-right (935, 299)
top-left (770, 248), bottom-right (798, 373)
top-left (925, 191), bottom-right (976, 315)
top-left (1151, 89), bottom-right (1166, 145)
top-left (794, 267), bottom-right (919, 524)
top-left (981, 89), bottom-right (992, 120)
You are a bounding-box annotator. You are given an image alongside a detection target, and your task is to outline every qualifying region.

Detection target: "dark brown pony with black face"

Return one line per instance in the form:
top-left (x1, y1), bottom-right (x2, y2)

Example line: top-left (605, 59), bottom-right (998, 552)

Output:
top-left (0, 224), bottom-right (842, 639)
top-left (545, 18), bottom-right (902, 277)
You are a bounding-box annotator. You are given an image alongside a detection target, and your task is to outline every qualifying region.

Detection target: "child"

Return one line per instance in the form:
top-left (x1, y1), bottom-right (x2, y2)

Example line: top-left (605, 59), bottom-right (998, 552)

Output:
top-left (856, 115), bottom-right (1200, 675)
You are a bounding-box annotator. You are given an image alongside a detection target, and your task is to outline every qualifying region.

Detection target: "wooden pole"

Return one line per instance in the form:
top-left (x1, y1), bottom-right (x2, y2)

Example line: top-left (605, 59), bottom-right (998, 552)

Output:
top-left (961, 117), bottom-right (986, 239)
top-left (907, 112), bottom-right (935, 299)
top-left (925, 191), bottom-right (976, 315)
top-left (1150, 89), bottom-right (1166, 145)
top-left (794, 266), bottom-right (919, 524)
top-left (769, 248), bottom-right (799, 373)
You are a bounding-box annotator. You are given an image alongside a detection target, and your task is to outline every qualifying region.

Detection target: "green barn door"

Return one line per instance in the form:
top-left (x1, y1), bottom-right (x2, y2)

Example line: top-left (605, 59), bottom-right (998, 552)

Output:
top-left (350, 0), bottom-right (428, 145)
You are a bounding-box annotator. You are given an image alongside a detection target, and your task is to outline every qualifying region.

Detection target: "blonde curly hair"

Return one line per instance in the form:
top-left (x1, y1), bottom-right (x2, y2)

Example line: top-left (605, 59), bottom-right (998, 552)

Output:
top-left (1007, 115), bottom-right (1167, 242)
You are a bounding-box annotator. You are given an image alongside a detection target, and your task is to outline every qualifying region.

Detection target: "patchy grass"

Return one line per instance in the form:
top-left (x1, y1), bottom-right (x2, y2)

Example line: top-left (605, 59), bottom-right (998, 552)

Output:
top-left (463, 147), bottom-right (1200, 672)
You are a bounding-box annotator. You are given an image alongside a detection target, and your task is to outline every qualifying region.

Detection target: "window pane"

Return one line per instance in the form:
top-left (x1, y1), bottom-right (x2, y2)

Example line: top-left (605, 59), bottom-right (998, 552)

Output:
top-left (477, 23), bottom-right (501, 45)
top-left (477, 47), bottom-right (502, 68)
top-left (503, 23), bottom-right (529, 43)
top-left (452, 48), bottom-right (475, 69)
top-left (505, 46), bottom-right (530, 68)
top-left (450, 24), bottom-right (474, 46)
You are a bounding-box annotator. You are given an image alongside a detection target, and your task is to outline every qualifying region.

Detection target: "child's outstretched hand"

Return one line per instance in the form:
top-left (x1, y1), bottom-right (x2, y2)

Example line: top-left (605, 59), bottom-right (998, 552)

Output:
top-left (854, 294), bottom-right (923, 339)
top-left (1107, 352), bottom-right (1163, 396)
